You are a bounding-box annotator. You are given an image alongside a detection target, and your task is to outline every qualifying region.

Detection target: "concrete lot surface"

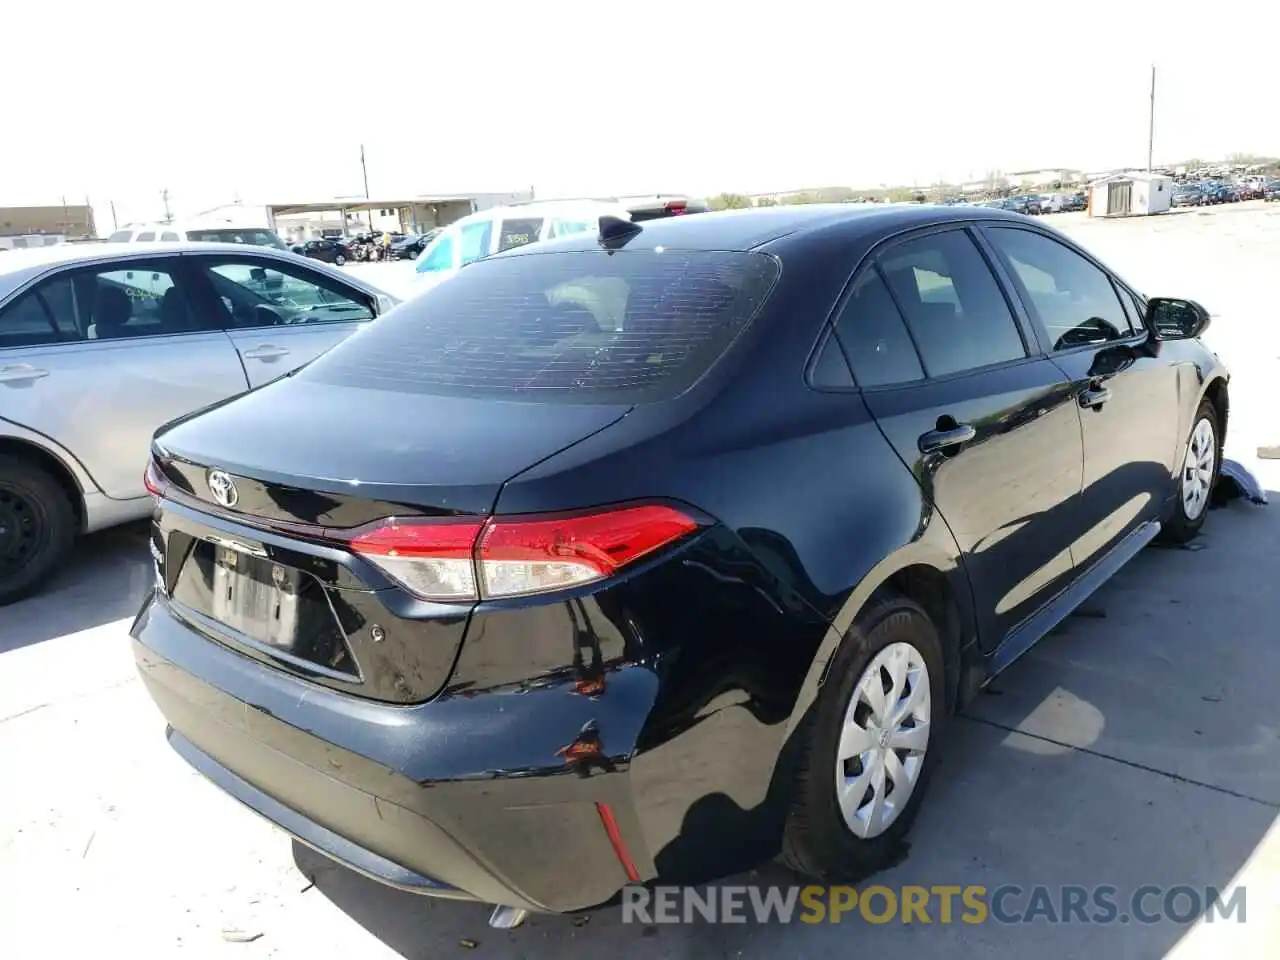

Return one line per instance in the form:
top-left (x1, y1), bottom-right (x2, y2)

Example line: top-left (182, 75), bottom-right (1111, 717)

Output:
top-left (2, 204), bottom-right (1279, 958)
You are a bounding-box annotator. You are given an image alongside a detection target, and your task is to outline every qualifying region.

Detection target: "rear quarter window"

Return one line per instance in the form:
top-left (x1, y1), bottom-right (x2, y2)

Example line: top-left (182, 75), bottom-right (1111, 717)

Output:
top-left (302, 249), bottom-right (781, 403)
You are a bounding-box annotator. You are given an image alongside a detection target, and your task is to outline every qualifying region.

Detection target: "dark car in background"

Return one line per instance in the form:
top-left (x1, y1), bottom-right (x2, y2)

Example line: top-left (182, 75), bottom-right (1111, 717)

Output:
top-left (1172, 184), bottom-right (1205, 207)
top-left (1201, 182), bottom-right (1235, 204)
top-left (292, 238), bottom-right (351, 265)
top-left (1061, 192), bottom-right (1087, 212)
top-left (390, 229), bottom-right (442, 260)
top-left (1003, 195), bottom-right (1045, 215)
top-left (1264, 180), bottom-right (1280, 202)
top-left (133, 204), bottom-right (1228, 930)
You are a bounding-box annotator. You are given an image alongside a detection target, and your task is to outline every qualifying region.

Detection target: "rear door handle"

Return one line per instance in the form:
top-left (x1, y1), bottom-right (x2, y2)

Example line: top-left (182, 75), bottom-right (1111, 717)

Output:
top-left (242, 344), bottom-right (290, 360)
top-left (0, 364), bottom-right (50, 383)
top-left (918, 423), bottom-right (976, 454)
top-left (1078, 384), bottom-right (1113, 409)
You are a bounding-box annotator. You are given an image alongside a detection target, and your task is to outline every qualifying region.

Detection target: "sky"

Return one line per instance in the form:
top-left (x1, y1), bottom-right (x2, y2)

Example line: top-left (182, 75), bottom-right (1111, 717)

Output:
top-left (5, 0), bottom-right (1279, 230)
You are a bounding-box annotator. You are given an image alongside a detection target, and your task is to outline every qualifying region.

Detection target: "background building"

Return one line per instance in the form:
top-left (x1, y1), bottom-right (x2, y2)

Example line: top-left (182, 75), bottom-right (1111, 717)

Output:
top-left (0, 204), bottom-right (96, 249)
top-left (186, 191), bottom-right (533, 244)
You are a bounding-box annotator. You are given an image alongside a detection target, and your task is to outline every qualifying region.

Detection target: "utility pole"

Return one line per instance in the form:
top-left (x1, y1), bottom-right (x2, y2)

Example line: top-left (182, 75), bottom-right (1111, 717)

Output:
top-left (361, 144), bottom-right (373, 232)
top-left (161, 188), bottom-right (172, 223)
top-left (110, 200), bottom-right (118, 230)
top-left (1147, 65), bottom-right (1156, 173)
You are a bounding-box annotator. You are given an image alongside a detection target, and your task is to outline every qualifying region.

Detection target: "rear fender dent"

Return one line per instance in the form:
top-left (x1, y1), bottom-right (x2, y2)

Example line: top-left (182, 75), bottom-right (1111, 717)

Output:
top-left (783, 538), bottom-right (975, 743)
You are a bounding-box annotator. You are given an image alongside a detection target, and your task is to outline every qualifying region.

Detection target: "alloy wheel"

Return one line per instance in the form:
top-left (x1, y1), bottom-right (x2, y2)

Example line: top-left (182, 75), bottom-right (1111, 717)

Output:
top-left (835, 641), bottom-right (932, 839)
top-left (1182, 417), bottom-right (1216, 521)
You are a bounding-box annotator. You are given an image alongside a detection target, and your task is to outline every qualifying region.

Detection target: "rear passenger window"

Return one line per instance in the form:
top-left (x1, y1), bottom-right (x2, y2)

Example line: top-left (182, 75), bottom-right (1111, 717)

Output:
top-left (0, 277), bottom-right (79, 349)
top-left (0, 265), bottom-right (204, 347)
top-left (107, 230), bottom-right (132, 242)
top-left (161, 232), bottom-right (180, 242)
top-left (135, 232), bottom-right (155, 241)
top-left (830, 269), bottom-right (924, 387)
top-left (877, 230), bottom-right (1027, 378)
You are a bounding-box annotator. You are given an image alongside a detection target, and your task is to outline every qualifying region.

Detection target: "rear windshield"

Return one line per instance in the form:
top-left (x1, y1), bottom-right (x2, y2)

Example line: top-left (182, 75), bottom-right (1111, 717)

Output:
top-left (301, 249), bottom-right (780, 403)
top-left (186, 228), bottom-right (287, 249)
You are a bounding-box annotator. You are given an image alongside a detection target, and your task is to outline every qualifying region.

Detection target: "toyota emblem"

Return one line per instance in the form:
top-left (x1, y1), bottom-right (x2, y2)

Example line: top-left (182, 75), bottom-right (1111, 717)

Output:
top-left (207, 470), bottom-right (239, 508)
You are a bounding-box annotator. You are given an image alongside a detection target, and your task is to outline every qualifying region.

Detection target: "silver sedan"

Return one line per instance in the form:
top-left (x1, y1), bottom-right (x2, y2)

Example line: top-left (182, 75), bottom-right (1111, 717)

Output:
top-left (0, 241), bottom-right (398, 604)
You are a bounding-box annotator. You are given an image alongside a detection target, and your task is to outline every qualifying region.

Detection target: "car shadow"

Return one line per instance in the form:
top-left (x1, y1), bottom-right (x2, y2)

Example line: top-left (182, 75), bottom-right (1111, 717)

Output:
top-left (298, 491), bottom-right (1277, 957)
top-left (0, 520), bottom-right (152, 654)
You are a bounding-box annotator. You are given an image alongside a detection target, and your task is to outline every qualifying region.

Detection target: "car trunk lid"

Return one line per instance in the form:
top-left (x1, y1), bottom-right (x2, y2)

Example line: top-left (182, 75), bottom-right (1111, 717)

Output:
top-left (154, 376), bottom-right (632, 527)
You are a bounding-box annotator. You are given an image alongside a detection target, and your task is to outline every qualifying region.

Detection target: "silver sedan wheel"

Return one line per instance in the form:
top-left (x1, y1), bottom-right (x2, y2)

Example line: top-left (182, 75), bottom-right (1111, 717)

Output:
top-left (836, 641), bottom-right (931, 839)
top-left (1182, 417), bottom-right (1216, 521)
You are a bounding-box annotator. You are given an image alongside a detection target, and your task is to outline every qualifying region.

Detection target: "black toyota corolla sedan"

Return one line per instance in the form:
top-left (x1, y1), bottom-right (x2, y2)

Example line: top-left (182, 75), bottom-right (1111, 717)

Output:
top-left (132, 204), bottom-right (1228, 926)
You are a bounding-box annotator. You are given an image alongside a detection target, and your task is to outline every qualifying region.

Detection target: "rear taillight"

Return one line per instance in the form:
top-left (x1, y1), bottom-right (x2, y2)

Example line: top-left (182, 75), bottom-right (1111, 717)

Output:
top-left (346, 505), bottom-right (699, 602)
top-left (479, 505), bottom-right (698, 599)
top-left (665, 200), bottom-right (688, 215)
top-left (143, 459), bottom-right (168, 498)
top-left (349, 518), bottom-right (484, 601)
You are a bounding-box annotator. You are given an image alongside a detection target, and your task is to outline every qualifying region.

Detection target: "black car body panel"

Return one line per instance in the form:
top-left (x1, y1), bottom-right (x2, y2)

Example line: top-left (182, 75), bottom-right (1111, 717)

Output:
top-left (132, 203), bottom-right (1230, 915)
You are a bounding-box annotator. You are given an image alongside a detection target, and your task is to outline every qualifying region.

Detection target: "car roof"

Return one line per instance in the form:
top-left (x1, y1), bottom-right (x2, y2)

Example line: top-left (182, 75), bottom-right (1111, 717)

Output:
top-left (0, 241), bottom-right (290, 275)
top-left (0, 241), bottom-right (387, 303)
top-left (488, 203), bottom-right (1035, 257)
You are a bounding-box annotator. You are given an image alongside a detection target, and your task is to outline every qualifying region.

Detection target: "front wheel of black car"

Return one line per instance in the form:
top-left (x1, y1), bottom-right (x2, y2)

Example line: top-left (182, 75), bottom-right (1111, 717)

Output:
top-left (0, 456), bottom-right (76, 606)
top-left (781, 595), bottom-right (946, 881)
top-left (1161, 399), bottom-right (1220, 545)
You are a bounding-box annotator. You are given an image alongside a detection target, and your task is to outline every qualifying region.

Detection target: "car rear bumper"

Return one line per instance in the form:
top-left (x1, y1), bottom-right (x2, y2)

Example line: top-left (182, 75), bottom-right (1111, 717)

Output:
top-left (131, 590), bottom-right (662, 914)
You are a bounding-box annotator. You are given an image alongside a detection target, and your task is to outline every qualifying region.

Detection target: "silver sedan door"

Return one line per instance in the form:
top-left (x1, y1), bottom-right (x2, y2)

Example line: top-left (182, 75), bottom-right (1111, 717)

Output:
top-left (0, 256), bottom-right (249, 500)
top-left (190, 255), bottom-right (377, 388)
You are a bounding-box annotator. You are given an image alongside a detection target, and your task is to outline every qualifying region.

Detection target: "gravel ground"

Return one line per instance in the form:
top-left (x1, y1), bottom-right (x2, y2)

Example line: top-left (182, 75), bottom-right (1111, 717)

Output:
top-left (2, 203), bottom-right (1278, 959)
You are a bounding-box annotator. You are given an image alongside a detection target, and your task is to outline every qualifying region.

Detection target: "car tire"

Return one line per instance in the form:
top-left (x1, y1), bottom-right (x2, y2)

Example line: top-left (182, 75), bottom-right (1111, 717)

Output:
top-left (780, 595), bottom-right (946, 881)
top-left (0, 456), bottom-right (77, 606)
top-left (335, 254), bottom-right (346, 266)
top-left (1160, 399), bottom-right (1220, 545)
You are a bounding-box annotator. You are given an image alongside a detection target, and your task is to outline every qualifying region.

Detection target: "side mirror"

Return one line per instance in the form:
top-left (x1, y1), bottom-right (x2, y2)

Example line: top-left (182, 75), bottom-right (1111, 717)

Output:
top-left (249, 267), bottom-right (267, 282)
top-left (1147, 297), bottom-right (1210, 341)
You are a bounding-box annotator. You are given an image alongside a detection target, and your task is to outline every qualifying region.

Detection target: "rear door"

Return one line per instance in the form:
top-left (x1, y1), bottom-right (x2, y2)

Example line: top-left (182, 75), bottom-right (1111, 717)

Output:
top-left (981, 225), bottom-right (1180, 564)
top-left (839, 225), bottom-right (1086, 650)
top-left (187, 254), bottom-right (378, 388)
top-left (0, 256), bottom-right (249, 499)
